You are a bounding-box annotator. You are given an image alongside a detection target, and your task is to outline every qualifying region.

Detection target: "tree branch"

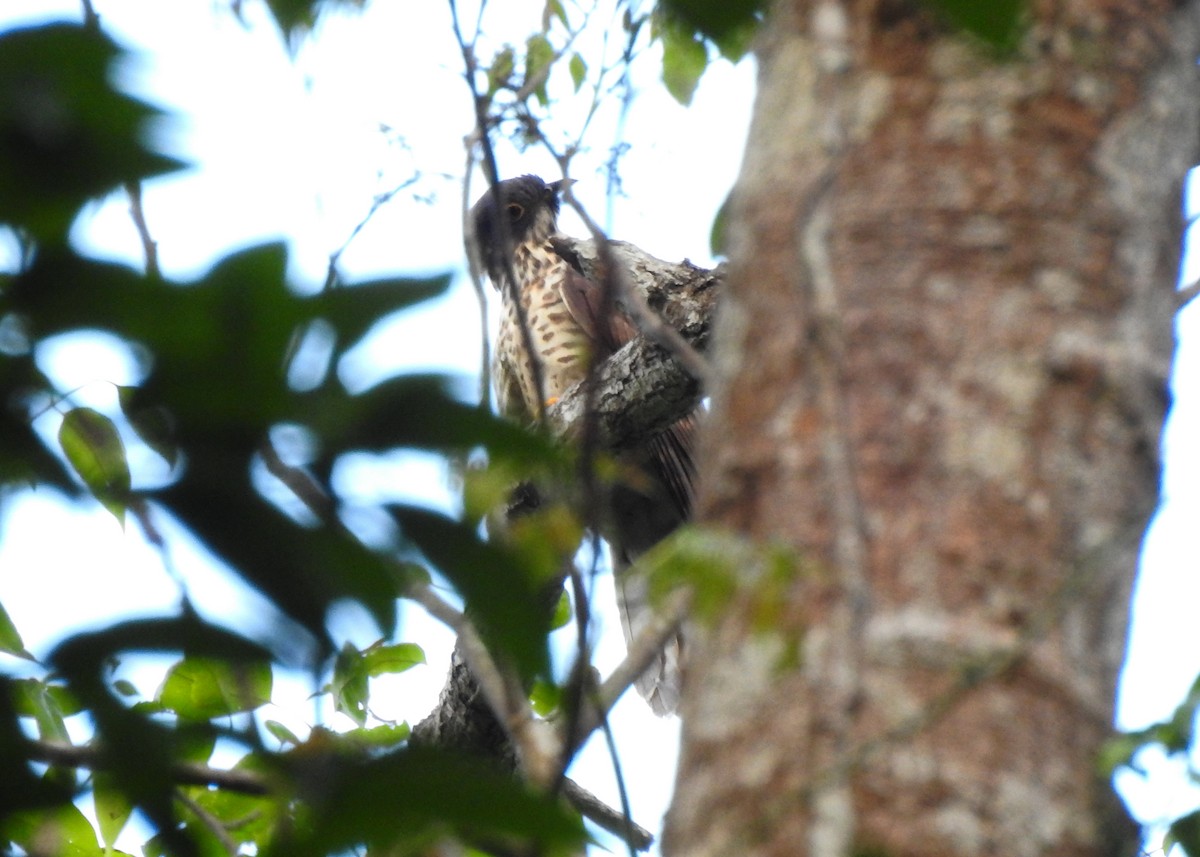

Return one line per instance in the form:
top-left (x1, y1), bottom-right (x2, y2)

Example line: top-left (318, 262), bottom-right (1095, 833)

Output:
top-left (27, 740), bottom-right (269, 795)
top-left (545, 238), bottom-right (721, 448)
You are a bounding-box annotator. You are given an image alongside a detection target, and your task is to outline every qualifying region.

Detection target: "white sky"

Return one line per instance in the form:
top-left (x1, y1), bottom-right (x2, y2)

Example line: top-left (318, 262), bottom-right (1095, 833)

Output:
top-left (0, 0), bottom-right (1197, 852)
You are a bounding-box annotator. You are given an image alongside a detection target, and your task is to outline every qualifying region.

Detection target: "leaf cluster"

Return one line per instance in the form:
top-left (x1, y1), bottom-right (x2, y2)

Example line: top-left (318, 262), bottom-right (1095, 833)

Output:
top-left (0, 19), bottom-right (587, 857)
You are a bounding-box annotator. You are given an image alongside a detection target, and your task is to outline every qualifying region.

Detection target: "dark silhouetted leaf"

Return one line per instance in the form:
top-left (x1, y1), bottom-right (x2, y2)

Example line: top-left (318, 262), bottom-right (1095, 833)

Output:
top-left (159, 457), bottom-right (398, 656)
top-left (266, 746), bottom-right (586, 856)
top-left (1168, 809), bottom-right (1200, 857)
top-left (0, 600), bottom-right (34, 661)
top-left (117, 386), bottom-right (177, 467)
top-left (0, 24), bottom-right (186, 241)
top-left (316, 274), bottom-right (451, 358)
top-left (923, 0), bottom-right (1023, 51)
top-left (659, 0), bottom-right (764, 45)
top-left (392, 506), bottom-right (555, 681)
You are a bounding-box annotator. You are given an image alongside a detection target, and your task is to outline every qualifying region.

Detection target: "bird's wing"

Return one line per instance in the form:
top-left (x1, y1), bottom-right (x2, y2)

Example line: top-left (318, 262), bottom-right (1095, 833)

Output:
top-left (555, 263), bottom-right (639, 355)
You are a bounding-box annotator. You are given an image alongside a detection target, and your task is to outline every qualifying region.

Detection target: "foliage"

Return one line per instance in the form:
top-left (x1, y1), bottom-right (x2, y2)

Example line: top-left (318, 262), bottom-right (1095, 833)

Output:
top-left (0, 17), bottom-right (584, 857)
top-left (0, 1), bottom-right (1185, 856)
top-left (1104, 674), bottom-right (1200, 857)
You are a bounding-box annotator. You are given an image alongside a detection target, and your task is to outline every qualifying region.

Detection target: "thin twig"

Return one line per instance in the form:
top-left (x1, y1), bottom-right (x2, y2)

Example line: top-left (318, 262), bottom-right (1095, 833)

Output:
top-left (568, 589), bottom-right (690, 752)
top-left (28, 740), bottom-right (269, 795)
top-left (451, 0), bottom-right (549, 424)
top-left (124, 181), bottom-right (160, 278)
top-left (80, 0), bottom-right (99, 29)
top-left (561, 778), bottom-right (653, 851)
top-left (1178, 279), bottom-right (1199, 312)
top-left (559, 184), bottom-right (712, 386)
top-left (176, 789), bottom-right (240, 856)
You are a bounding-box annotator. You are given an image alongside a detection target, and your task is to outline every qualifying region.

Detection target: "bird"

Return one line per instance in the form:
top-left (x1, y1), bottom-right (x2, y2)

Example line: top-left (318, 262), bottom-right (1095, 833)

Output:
top-left (468, 174), bottom-right (694, 715)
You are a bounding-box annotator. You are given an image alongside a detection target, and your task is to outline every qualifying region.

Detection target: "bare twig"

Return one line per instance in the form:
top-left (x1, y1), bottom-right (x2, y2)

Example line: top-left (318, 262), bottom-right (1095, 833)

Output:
top-left (176, 789), bottom-right (240, 856)
top-left (124, 181), bottom-right (160, 278)
top-left (451, 0), bottom-right (549, 424)
top-left (576, 590), bottom-right (690, 746)
top-left (28, 740), bottom-right (269, 795)
top-left (1178, 279), bottom-right (1199, 312)
top-left (323, 173), bottom-right (423, 292)
top-left (561, 778), bottom-right (653, 851)
top-left (80, 0), bottom-right (100, 29)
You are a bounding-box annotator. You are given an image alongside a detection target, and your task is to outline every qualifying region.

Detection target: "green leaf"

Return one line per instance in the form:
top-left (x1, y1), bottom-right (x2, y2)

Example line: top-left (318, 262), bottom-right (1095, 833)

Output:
top-left (550, 587), bottom-right (572, 631)
top-left (10, 678), bottom-right (71, 743)
top-left (544, 0), bottom-right (568, 29)
top-left (111, 679), bottom-right (138, 698)
top-left (488, 46), bottom-right (516, 95)
top-left (340, 721), bottom-right (410, 749)
top-left (1168, 809), bottom-right (1200, 857)
top-left (307, 373), bottom-right (565, 469)
top-left (643, 526), bottom-right (799, 633)
top-left (4, 803), bottom-right (101, 856)
top-left (93, 771), bottom-right (132, 850)
top-left (51, 618), bottom-right (269, 853)
top-left (0, 353), bottom-right (76, 493)
top-left (0, 24), bottom-right (186, 241)
top-left (0, 599), bottom-right (35, 660)
top-left (922, 0), bottom-right (1023, 51)
top-left (524, 34), bottom-right (555, 105)
top-left (157, 656), bottom-right (273, 720)
top-left (659, 20), bottom-right (709, 106)
top-left (0, 676), bottom-right (67, 814)
top-left (58, 407), bottom-right (130, 524)
top-left (529, 679), bottom-right (561, 717)
top-left (265, 719), bottom-right (302, 746)
top-left (158, 456), bottom-right (399, 655)
top-left (329, 643), bottom-right (369, 726)
top-left (363, 642), bottom-right (426, 677)
top-left (568, 53), bottom-right (587, 92)
top-left (709, 193), bottom-right (731, 257)
top-left (658, 0), bottom-right (765, 43)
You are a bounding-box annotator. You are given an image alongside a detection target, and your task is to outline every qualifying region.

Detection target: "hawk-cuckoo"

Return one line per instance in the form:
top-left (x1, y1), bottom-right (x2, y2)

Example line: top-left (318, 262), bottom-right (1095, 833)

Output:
top-left (469, 174), bottom-right (694, 715)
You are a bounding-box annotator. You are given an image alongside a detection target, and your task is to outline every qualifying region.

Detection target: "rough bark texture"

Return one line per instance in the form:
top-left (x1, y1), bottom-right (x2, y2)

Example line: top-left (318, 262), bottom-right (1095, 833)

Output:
top-left (546, 238), bottom-right (720, 450)
top-left (666, 2), bottom-right (1199, 856)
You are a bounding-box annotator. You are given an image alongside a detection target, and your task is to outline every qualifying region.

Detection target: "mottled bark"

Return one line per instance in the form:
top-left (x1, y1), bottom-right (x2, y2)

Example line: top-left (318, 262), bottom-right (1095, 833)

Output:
top-left (666, 2), bottom-right (1198, 856)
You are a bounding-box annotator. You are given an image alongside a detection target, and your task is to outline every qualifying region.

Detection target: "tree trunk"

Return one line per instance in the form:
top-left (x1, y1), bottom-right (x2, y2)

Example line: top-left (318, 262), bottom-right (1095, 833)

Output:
top-left (666, 2), bottom-right (1198, 855)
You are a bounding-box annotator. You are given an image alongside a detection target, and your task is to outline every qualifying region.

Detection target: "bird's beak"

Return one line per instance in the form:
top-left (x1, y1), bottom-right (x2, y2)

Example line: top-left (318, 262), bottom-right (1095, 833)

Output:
top-left (549, 178), bottom-right (576, 197)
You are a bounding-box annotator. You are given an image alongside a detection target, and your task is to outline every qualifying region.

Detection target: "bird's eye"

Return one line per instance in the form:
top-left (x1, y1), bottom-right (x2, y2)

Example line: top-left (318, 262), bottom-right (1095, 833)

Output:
top-left (506, 203), bottom-right (524, 220)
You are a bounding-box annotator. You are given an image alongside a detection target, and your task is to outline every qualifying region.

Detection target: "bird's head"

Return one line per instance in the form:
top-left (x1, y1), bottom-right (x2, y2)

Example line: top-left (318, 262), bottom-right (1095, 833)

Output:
top-left (468, 174), bottom-right (573, 284)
